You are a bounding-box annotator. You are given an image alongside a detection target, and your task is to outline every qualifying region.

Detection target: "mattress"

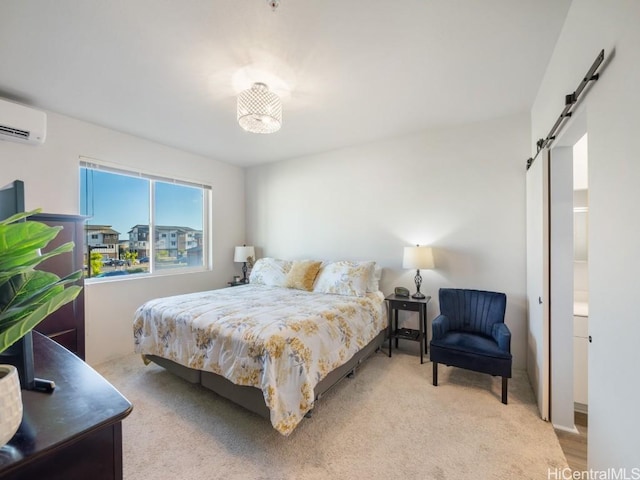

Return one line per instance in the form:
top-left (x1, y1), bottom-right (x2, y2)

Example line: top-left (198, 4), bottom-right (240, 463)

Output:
top-left (133, 284), bottom-right (386, 435)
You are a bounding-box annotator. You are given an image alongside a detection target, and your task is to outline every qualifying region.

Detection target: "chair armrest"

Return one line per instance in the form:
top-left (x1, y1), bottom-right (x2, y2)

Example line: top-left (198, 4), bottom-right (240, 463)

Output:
top-left (432, 314), bottom-right (451, 340)
top-left (492, 323), bottom-right (511, 352)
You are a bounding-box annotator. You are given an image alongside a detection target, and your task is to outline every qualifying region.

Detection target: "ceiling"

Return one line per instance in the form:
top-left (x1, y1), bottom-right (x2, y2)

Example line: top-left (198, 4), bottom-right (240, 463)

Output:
top-left (0, 0), bottom-right (571, 167)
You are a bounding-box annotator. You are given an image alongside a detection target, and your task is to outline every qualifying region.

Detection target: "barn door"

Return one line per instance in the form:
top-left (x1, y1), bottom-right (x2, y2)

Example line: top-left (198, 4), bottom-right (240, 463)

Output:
top-left (526, 150), bottom-right (550, 420)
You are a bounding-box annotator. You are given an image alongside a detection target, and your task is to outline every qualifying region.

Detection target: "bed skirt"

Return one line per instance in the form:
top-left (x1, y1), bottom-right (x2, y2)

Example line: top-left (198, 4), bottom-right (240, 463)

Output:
top-left (143, 328), bottom-right (386, 420)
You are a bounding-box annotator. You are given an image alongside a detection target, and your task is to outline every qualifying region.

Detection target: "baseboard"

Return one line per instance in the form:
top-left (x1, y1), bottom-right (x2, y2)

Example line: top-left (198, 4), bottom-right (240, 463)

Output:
top-left (553, 423), bottom-right (580, 434)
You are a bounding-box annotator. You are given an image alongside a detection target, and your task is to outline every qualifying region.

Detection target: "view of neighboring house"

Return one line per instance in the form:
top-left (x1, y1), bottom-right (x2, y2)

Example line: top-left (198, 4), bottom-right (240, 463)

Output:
top-left (118, 239), bottom-right (130, 258)
top-left (85, 224), bottom-right (202, 265)
top-left (128, 225), bottom-right (149, 258)
top-left (84, 224), bottom-right (120, 263)
top-left (128, 224), bottom-right (202, 260)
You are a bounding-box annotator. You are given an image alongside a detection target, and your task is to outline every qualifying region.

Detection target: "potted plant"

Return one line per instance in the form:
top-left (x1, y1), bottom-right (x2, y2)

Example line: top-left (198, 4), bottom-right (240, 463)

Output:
top-left (0, 209), bottom-right (82, 446)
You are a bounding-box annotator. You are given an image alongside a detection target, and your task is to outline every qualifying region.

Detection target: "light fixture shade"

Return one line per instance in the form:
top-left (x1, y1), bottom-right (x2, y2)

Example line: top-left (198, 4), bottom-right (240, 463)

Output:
top-left (234, 245), bottom-right (255, 263)
top-left (402, 245), bottom-right (434, 270)
top-left (237, 83), bottom-right (282, 134)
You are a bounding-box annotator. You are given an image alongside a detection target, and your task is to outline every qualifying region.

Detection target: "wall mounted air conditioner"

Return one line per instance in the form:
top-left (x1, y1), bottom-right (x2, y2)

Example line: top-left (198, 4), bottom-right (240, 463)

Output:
top-left (0, 98), bottom-right (47, 145)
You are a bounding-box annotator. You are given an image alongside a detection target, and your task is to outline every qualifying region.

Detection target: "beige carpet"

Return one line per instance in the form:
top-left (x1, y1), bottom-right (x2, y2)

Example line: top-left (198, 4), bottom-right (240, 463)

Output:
top-left (95, 349), bottom-right (568, 480)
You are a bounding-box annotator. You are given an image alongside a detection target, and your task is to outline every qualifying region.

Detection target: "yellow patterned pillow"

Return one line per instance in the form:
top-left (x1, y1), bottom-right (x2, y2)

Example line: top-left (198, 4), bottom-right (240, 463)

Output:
top-left (285, 260), bottom-right (322, 291)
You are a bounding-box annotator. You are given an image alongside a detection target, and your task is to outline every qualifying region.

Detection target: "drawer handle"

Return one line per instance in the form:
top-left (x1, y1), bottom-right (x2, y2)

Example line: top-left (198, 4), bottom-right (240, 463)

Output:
top-left (402, 303), bottom-right (407, 308)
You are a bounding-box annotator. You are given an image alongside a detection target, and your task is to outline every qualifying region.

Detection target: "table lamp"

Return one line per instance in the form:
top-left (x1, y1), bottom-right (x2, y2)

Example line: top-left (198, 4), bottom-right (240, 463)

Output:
top-left (234, 245), bottom-right (255, 283)
top-left (402, 245), bottom-right (434, 299)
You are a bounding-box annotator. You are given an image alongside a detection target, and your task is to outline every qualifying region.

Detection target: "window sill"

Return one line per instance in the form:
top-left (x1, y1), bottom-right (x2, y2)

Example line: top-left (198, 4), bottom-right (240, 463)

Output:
top-left (84, 266), bottom-right (211, 284)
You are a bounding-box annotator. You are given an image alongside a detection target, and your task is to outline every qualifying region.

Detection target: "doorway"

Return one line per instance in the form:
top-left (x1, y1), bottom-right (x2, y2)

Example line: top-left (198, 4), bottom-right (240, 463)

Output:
top-left (550, 123), bottom-right (589, 471)
top-left (572, 133), bottom-right (589, 423)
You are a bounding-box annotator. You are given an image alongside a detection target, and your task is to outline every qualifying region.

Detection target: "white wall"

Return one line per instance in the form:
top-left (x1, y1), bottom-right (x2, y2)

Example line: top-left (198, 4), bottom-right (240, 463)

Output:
top-left (531, 0), bottom-right (640, 469)
top-left (246, 113), bottom-right (530, 369)
top-left (0, 111), bottom-right (245, 365)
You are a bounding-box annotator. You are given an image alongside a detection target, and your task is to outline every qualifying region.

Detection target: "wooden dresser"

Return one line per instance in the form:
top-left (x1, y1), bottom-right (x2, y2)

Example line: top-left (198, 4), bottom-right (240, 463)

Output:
top-left (0, 332), bottom-right (132, 480)
top-left (31, 213), bottom-right (86, 359)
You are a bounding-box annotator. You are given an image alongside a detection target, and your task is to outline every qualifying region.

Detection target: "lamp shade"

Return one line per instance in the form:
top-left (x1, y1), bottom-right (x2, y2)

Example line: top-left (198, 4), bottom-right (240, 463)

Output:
top-left (237, 83), bottom-right (282, 134)
top-left (234, 246), bottom-right (255, 263)
top-left (402, 245), bottom-right (434, 270)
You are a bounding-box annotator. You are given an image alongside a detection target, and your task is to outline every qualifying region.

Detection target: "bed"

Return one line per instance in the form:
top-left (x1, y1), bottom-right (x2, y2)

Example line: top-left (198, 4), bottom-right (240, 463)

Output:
top-left (133, 258), bottom-right (387, 436)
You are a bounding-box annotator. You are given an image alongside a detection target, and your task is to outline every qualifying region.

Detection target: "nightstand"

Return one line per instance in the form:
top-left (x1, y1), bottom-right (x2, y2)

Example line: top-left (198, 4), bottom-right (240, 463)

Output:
top-left (386, 294), bottom-right (431, 364)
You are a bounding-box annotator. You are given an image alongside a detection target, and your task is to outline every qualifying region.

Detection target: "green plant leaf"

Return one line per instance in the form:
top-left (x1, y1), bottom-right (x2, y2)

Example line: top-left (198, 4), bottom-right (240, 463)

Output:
top-left (0, 209), bottom-right (84, 353)
top-left (0, 209), bottom-right (42, 226)
top-left (0, 241), bottom-right (75, 282)
top-left (0, 285), bottom-right (82, 352)
top-left (0, 284), bottom-right (64, 331)
top-left (0, 220), bottom-right (61, 254)
top-left (0, 270), bottom-right (82, 321)
top-left (0, 269), bottom-right (60, 313)
top-left (0, 211), bottom-right (61, 254)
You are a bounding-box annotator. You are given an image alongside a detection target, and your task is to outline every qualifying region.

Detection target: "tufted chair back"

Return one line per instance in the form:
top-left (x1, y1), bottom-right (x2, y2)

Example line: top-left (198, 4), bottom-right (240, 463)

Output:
top-left (438, 288), bottom-right (507, 338)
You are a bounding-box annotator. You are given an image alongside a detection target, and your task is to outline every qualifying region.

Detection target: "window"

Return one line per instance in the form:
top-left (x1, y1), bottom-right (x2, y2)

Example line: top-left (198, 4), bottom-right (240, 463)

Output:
top-left (91, 234), bottom-right (98, 239)
top-left (80, 160), bottom-right (210, 279)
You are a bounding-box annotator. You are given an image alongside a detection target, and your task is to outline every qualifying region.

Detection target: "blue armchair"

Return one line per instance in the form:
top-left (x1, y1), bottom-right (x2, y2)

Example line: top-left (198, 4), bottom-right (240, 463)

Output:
top-left (430, 288), bottom-right (512, 404)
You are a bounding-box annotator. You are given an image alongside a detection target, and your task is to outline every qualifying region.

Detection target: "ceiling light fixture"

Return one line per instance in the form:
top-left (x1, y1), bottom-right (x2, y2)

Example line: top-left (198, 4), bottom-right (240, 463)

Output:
top-left (237, 82), bottom-right (282, 134)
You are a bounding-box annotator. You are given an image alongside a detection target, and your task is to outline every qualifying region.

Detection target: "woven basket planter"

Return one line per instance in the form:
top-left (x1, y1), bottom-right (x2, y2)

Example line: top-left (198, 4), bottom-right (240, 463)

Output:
top-left (0, 365), bottom-right (23, 447)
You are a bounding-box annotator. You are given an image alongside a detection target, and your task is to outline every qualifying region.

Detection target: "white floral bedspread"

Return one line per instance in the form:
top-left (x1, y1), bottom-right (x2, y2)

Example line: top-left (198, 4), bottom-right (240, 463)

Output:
top-left (133, 284), bottom-right (386, 435)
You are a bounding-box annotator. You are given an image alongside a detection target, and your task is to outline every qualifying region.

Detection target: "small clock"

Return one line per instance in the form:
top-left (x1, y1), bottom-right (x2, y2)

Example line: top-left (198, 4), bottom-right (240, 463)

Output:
top-left (394, 286), bottom-right (410, 297)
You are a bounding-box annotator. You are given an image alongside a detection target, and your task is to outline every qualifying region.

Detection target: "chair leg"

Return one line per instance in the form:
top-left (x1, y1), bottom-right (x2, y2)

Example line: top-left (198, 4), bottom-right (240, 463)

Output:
top-left (502, 377), bottom-right (508, 404)
top-left (433, 362), bottom-right (438, 386)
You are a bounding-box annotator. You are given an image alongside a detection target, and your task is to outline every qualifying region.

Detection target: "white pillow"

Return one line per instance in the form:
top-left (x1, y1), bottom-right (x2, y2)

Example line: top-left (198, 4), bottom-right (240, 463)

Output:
top-left (249, 258), bottom-right (292, 286)
top-left (313, 261), bottom-right (376, 296)
top-left (368, 264), bottom-right (382, 292)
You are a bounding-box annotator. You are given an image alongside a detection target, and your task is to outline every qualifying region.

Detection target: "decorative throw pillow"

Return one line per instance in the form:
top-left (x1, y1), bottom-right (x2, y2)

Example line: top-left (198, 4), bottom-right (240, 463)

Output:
top-left (368, 263), bottom-right (383, 292)
top-left (249, 258), bottom-right (292, 286)
top-left (284, 260), bottom-right (323, 291)
top-left (313, 260), bottom-right (376, 296)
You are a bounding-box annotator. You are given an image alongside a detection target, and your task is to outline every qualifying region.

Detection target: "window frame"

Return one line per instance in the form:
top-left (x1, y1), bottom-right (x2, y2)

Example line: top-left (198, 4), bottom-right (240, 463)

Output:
top-left (80, 158), bottom-right (212, 282)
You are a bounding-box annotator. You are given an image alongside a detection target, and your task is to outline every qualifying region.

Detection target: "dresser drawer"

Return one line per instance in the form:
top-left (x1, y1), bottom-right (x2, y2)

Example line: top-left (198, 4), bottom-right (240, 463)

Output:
top-left (388, 299), bottom-right (421, 311)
